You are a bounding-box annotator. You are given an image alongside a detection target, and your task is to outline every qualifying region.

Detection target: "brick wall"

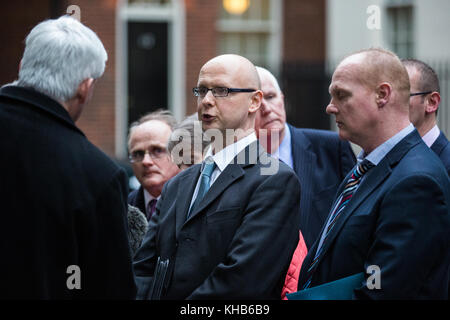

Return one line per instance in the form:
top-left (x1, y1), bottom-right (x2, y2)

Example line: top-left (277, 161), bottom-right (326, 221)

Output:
top-left (1, 0), bottom-right (328, 156)
top-left (283, 0), bottom-right (326, 63)
top-left (184, 0), bottom-right (220, 115)
top-left (73, 0), bottom-right (117, 157)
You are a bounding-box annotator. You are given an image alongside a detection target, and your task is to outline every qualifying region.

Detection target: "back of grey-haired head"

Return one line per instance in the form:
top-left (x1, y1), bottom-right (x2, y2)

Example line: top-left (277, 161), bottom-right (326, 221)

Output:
top-left (17, 15), bottom-right (107, 102)
top-left (255, 66), bottom-right (282, 93)
top-left (128, 109), bottom-right (177, 150)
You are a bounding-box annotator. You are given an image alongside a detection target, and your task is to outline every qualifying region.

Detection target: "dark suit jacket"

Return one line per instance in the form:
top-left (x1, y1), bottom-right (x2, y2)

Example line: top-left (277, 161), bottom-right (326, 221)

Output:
top-left (128, 186), bottom-right (146, 215)
top-left (0, 85), bottom-right (136, 299)
top-left (288, 124), bottom-right (356, 248)
top-left (431, 131), bottom-right (450, 176)
top-left (133, 141), bottom-right (301, 299)
top-left (297, 130), bottom-right (450, 299)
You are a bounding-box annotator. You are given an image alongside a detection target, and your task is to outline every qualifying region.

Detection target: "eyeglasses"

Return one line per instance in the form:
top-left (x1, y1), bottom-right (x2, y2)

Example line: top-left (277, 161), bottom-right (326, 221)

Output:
top-left (128, 147), bottom-right (168, 163)
top-left (193, 87), bottom-right (256, 98)
top-left (410, 91), bottom-right (432, 97)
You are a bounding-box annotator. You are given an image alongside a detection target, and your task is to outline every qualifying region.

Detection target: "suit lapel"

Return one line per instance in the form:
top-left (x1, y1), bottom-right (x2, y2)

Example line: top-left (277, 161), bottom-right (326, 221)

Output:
top-left (289, 126), bottom-right (316, 211)
top-left (431, 132), bottom-right (448, 156)
top-left (185, 141), bottom-right (263, 223)
top-left (288, 125), bottom-right (317, 188)
top-left (313, 131), bottom-right (422, 269)
top-left (186, 165), bottom-right (245, 222)
top-left (175, 166), bottom-right (201, 238)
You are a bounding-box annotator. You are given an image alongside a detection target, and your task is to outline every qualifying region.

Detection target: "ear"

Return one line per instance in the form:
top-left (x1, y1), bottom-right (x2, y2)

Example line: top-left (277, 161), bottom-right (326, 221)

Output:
top-left (249, 90), bottom-right (263, 114)
top-left (375, 82), bottom-right (392, 108)
top-left (76, 78), bottom-right (96, 105)
top-left (425, 91), bottom-right (440, 114)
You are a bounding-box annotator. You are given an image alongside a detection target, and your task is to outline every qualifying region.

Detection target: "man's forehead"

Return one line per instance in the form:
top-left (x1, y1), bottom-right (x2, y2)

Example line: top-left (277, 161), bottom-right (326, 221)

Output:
top-left (131, 121), bottom-right (171, 141)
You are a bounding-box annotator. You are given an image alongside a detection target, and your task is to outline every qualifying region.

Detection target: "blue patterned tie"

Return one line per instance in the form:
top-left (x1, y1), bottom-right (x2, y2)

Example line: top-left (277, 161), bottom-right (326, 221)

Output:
top-left (187, 161), bottom-right (216, 219)
top-left (302, 159), bottom-right (375, 289)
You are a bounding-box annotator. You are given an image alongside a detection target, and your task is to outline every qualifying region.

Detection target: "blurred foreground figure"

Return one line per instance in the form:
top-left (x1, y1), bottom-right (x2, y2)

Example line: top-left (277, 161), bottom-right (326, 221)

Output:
top-left (0, 16), bottom-right (136, 299)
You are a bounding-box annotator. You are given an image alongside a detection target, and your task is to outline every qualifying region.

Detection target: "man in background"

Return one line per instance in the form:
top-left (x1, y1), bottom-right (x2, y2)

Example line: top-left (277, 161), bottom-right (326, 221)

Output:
top-left (402, 58), bottom-right (450, 175)
top-left (127, 109), bottom-right (181, 221)
top-left (255, 66), bottom-right (356, 249)
top-left (0, 16), bottom-right (136, 298)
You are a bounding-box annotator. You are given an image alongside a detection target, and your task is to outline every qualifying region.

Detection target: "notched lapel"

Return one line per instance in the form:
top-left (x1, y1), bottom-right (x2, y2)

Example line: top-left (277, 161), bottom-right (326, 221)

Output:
top-left (315, 130), bottom-right (422, 266)
top-left (317, 161), bottom-right (391, 262)
top-left (175, 167), bottom-right (201, 238)
top-left (184, 141), bottom-right (262, 223)
top-left (186, 164), bottom-right (244, 222)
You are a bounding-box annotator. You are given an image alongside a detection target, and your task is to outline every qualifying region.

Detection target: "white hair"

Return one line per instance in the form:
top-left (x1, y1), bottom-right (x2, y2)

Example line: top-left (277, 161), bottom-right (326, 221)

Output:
top-left (255, 66), bottom-right (282, 93)
top-left (17, 15), bottom-right (107, 102)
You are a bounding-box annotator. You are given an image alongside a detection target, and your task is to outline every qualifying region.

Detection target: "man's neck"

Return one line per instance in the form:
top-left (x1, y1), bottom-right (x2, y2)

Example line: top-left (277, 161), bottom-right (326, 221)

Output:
top-left (211, 128), bottom-right (256, 154)
top-left (417, 118), bottom-right (437, 137)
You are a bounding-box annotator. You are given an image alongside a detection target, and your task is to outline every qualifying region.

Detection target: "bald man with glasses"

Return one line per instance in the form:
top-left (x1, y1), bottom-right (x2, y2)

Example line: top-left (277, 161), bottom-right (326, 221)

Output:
top-left (133, 54), bottom-right (301, 300)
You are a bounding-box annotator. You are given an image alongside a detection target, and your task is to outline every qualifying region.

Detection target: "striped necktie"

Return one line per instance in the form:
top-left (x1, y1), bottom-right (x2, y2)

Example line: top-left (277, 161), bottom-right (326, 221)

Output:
top-left (302, 159), bottom-right (375, 289)
top-left (187, 161), bottom-right (216, 219)
top-left (147, 198), bottom-right (157, 221)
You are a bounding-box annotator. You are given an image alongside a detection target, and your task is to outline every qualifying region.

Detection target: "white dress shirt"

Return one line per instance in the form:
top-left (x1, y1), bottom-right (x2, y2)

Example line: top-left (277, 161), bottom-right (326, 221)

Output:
top-left (188, 132), bottom-right (258, 212)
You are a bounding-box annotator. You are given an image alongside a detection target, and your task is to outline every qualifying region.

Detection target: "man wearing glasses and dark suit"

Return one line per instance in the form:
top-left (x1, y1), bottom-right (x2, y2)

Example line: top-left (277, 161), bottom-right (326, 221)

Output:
top-left (133, 54), bottom-right (301, 300)
top-left (127, 110), bottom-right (181, 221)
top-left (402, 59), bottom-right (450, 175)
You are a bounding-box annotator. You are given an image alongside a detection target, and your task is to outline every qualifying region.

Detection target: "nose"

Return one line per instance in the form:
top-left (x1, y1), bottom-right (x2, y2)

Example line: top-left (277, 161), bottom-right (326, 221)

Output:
top-left (201, 89), bottom-right (215, 105)
top-left (326, 100), bottom-right (338, 115)
top-left (141, 152), bottom-right (155, 166)
top-left (260, 98), bottom-right (271, 116)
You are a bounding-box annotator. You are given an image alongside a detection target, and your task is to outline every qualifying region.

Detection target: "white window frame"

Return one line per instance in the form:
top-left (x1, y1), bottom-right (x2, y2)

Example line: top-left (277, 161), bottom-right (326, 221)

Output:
top-left (115, 0), bottom-right (185, 159)
top-left (216, 0), bottom-right (283, 77)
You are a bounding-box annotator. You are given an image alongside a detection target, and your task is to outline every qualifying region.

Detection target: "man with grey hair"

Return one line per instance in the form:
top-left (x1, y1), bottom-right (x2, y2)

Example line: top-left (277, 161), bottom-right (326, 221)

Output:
top-left (0, 16), bottom-right (136, 298)
top-left (402, 58), bottom-right (450, 175)
top-left (255, 66), bottom-right (356, 249)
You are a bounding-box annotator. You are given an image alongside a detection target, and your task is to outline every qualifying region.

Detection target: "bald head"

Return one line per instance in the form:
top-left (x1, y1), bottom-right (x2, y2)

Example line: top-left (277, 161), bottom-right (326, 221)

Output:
top-left (200, 54), bottom-right (261, 90)
top-left (339, 48), bottom-right (410, 107)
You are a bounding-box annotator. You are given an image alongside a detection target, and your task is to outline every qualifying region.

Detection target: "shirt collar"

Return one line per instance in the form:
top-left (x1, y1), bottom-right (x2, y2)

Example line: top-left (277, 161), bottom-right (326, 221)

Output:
top-left (143, 189), bottom-right (160, 209)
top-left (272, 124), bottom-right (294, 169)
top-left (357, 123), bottom-right (415, 165)
top-left (422, 124), bottom-right (440, 148)
top-left (204, 132), bottom-right (258, 172)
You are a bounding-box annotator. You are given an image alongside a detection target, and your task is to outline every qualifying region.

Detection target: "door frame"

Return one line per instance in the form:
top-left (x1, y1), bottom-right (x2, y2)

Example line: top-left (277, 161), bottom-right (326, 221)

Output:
top-left (115, 0), bottom-right (185, 159)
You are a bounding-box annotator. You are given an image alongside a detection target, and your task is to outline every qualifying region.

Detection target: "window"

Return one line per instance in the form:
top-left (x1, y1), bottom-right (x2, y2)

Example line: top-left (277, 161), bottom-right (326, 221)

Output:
top-left (386, 4), bottom-right (414, 58)
top-left (217, 0), bottom-right (282, 75)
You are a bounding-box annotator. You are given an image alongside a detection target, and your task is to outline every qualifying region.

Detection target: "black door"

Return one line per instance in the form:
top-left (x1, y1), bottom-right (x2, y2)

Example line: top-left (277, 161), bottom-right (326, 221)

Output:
top-left (128, 21), bottom-right (168, 126)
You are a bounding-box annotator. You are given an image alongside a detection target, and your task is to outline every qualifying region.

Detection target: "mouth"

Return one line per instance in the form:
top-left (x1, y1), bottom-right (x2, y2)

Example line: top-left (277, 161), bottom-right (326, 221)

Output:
top-left (263, 119), bottom-right (282, 128)
top-left (201, 114), bottom-right (216, 122)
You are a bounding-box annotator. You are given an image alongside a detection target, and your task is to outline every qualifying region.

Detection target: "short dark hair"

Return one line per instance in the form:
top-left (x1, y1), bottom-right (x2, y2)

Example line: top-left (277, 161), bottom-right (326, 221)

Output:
top-left (402, 58), bottom-right (440, 93)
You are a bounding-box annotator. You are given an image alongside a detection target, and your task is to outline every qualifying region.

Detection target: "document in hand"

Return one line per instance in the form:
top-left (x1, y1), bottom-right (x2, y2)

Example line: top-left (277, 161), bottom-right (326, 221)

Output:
top-left (286, 272), bottom-right (364, 300)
